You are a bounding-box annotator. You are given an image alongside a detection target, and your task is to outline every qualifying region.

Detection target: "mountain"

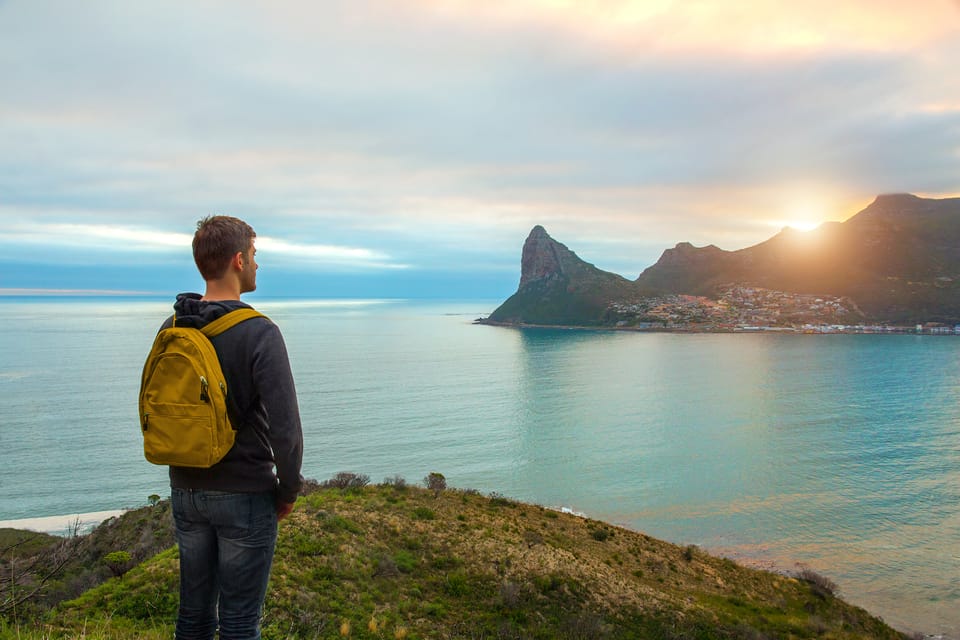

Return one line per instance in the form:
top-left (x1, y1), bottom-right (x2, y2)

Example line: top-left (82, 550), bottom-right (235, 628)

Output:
top-left (486, 225), bottom-right (637, 325)
top-left (486, 194), bottom-right (960, 327)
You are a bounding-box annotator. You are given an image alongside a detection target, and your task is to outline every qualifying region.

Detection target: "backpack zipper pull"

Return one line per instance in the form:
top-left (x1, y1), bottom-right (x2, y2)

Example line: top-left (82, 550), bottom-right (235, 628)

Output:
top-left (200, 376), bottom-right (210, 402)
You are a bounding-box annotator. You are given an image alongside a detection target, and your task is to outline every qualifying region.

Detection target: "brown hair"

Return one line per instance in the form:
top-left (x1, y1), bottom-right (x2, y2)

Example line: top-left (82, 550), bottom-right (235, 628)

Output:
top-left (192, 215), bottom-right (256, 281)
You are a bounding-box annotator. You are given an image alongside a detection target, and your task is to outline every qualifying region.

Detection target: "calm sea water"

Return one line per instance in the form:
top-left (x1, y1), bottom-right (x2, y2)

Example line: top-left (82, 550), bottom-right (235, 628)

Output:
top-left (1, 297), bottom-right (958, 636)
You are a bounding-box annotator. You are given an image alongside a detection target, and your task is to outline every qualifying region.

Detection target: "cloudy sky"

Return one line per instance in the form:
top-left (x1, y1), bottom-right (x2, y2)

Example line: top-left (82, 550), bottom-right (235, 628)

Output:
top-left (2, 1), bottom-right (959, 299)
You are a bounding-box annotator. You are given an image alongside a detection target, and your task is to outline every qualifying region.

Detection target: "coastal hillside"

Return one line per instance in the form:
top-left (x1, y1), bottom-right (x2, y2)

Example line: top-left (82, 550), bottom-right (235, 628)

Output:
top-left (7, 479), bottom-right (906, 639)
top-left (486, 194), bottom-right (960, 328)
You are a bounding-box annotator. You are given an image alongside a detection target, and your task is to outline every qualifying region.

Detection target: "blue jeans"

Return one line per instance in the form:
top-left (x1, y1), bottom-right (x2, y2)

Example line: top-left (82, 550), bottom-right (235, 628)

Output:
top-left (172, 489), bottom-right (278, 640)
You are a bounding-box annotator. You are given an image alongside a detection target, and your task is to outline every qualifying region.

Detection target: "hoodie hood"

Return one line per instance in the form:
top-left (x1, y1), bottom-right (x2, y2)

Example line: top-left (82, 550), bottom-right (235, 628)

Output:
top-left (172, 292), bottom-right (253, 329)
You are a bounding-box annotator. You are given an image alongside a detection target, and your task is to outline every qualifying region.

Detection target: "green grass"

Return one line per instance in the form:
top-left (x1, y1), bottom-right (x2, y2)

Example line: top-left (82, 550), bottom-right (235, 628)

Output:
top-left (5, 483), bottom-right (908, 640)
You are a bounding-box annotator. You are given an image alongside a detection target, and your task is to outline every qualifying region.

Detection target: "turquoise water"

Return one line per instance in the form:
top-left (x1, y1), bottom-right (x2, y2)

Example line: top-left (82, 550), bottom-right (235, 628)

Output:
top-left (1, 298), bottom-right (958, 636)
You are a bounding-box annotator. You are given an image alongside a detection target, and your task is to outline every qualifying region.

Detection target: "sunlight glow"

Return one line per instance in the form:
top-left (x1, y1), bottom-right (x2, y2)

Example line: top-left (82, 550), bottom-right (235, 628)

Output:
top-left (773, 198), bottom-right (830, 233)
top-left (417, 0), bottom-right (958, 55)
top-left (784, 220), bottom-right (820, 232)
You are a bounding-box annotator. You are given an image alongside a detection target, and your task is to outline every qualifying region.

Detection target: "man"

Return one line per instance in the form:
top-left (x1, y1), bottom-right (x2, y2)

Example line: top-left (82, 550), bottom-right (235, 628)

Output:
top-left (163, 215), bottom-right (303, 640)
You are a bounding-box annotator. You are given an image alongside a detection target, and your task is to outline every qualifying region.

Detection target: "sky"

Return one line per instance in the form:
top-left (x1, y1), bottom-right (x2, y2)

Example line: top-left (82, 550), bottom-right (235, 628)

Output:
top-left (2, 0), bottom-right (959, 300)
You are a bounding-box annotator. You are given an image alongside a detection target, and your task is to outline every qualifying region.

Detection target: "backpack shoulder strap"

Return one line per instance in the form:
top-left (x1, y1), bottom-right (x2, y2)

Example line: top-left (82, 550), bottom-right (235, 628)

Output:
top-left (200, 308), bottom-right (267, 338)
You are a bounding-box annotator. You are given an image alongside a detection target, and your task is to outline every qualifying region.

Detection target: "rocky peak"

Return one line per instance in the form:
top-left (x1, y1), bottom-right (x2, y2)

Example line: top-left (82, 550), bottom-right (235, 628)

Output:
top-left (519, 225), bottom-right (586, 288)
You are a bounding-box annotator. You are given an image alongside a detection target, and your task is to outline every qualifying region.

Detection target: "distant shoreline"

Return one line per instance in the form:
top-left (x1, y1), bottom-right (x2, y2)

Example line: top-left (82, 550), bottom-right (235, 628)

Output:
top-left (475, 318), bottom-right (956, 335)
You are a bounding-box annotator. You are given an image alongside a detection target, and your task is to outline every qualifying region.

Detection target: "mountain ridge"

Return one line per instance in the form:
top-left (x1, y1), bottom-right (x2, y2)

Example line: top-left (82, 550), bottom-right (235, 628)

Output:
top-left (487, 194), bottom-right (960, 328)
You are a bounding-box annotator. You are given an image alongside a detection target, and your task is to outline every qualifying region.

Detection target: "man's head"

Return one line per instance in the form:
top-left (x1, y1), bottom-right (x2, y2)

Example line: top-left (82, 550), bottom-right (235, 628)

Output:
top-left (193, 216), bottom-right (258, 293)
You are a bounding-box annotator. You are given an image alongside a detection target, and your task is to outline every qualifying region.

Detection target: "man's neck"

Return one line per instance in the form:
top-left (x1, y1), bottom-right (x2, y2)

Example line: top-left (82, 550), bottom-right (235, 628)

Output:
top-left (201, 280), bottom-right (241, 301)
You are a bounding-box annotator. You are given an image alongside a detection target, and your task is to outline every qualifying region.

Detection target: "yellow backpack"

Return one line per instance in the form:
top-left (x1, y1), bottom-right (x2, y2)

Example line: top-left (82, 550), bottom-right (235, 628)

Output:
top-left (139, 308), bottom-right (264, 468)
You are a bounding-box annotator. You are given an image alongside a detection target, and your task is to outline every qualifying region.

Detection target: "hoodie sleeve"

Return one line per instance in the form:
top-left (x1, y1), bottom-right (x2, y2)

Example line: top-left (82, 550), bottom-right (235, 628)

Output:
top-left (251, 321), bottom-right (304, 504)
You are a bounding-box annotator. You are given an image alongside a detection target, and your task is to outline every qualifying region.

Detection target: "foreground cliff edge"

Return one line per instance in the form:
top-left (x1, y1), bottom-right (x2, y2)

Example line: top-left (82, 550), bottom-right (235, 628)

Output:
top-left (483, 194), bottom-right (960, 329)
top-left (4, 481), bottom-right (909, 639)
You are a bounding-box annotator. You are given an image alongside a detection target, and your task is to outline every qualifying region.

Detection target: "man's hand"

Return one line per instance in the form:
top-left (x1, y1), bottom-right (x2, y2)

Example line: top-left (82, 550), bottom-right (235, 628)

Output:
top-left (276, 501), bottom-right (295, 521)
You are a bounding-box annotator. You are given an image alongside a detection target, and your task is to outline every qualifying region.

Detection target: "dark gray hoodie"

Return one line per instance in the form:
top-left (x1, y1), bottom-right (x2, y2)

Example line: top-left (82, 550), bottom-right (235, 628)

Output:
top-left (162, 293), bottom-right (303, 504)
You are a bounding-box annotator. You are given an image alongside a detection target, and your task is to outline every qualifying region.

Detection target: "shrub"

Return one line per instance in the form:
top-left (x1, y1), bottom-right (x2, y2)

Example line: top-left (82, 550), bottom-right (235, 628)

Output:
top-left (393, 550), bottom-right (417, 573)
top-left (488, 492), bottom-right (515, 507)
top-left (796, 567), bottom-right (838, 599)
top-left (103, 550), bottom-right (133, 578)
top-left (590, 528), bottom-right (610, 542)
top-left (382, 475), bottom-right (407, 490)
top-left (322, 471), bottom-right (370, 491)
top-left (424, 472), bottom-right (446, 497)
top-left (318, 513), bottom-right (362, 535)
top-left (298, 477), bottom-right (323, 495)
top-left (443, 571), bottom-right (470, 597)
top-left (374, 554), bottom-right (400, 578)
top-left (533, 573), bottom-right (564, 594)
top-left (431, 555), bottom-right (462, 570)
top-left (413, 507), bottom-right (436, 520)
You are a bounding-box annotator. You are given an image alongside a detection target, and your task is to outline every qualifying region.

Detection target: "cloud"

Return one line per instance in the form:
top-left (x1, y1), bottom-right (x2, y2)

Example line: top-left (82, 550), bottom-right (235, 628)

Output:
top-left (0, 220), bottom-right (406, 271)
top-left (256, 237), bottom-right (407, 270)
top-left (8, 223), bottom-right (192, 252)
top-left (0, 1), bottom-right (958, 294)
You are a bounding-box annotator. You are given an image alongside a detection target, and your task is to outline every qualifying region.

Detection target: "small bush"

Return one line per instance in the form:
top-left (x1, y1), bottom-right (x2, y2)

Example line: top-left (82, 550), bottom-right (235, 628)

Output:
top-left (591, 528), bottom-right (610, 542)
top-left (533, 573), bottom-right (564, 594)
top-left (103, 550), bottom-right (133, 577)
top-left (382, 475), bottom-right (408, 490)
top-left (796, 567), bottom-right (838, 599)
top-left (488, 492), bottom-right (515, 507)
top-left (431, 555), bottom-right (462, 570)
top-left (413, 507), bottom-right (436, 520)
top-left (443, 571), bottom-right (470, 597)
top-left (424, 472), bottom-right (447, 497)
top-left (374, 554), bottom-right (400, 577)
top-left (322, 471), bottom-right (370, 491)
top-left (393, 550), bottom-right (417, 573)
top-left (318, 513), bottom-right (362, 534)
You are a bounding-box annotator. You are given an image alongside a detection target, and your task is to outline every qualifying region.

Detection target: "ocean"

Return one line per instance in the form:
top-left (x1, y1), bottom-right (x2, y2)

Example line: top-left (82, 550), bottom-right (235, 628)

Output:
top-left (1, 297), bottom-right (958, 637)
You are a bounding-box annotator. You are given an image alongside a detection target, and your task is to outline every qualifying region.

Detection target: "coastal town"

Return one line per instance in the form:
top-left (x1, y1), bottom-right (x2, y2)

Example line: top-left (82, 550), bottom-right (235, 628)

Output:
top-left (605, 285), bottom-right (960, 334)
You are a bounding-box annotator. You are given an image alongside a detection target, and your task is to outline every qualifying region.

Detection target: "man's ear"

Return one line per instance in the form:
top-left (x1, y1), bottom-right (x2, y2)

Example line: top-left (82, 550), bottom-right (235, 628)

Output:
top-left (232, 251), bottom-right (245, 271)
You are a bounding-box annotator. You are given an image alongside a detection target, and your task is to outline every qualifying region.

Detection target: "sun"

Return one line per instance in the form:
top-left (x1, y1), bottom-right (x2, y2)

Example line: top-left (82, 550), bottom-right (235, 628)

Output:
top-left (781, 201), bottom-right (825, 232)
top-left (785, 219), bottom-right (820, 232)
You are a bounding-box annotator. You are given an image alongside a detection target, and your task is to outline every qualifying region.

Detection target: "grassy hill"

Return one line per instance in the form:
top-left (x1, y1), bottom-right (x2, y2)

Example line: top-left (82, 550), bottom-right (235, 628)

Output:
top-left (4, 479), bottom-right (907, 639)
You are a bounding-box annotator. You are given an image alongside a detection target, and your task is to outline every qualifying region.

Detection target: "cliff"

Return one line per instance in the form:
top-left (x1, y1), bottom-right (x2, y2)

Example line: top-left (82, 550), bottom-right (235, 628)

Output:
top-left (488, 226), bottom-right (636, 326)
